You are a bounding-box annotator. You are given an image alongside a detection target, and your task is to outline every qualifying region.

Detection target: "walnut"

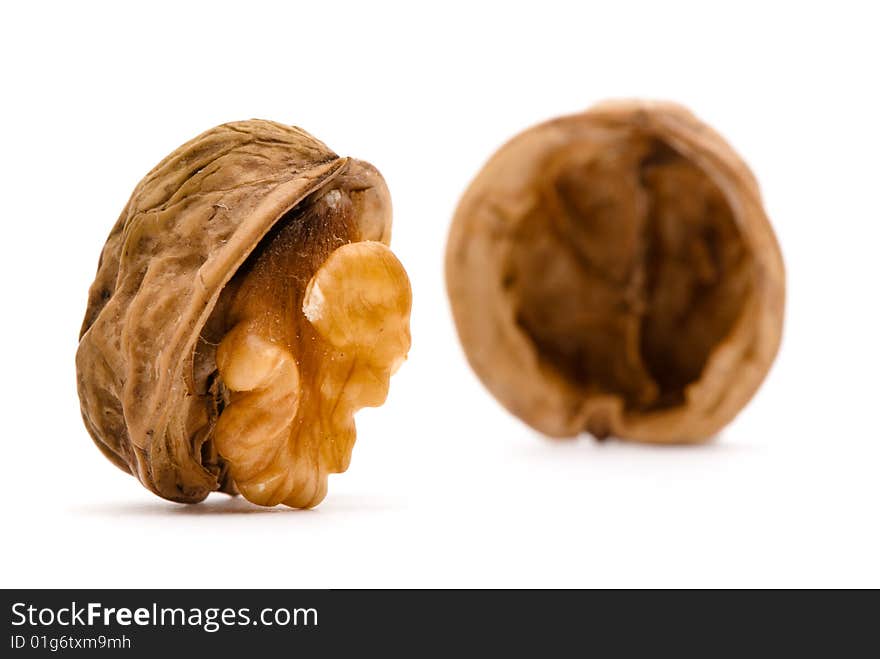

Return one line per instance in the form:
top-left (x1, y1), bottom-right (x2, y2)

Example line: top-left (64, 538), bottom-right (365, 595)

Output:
top-left (446, 101), bottom-right (785, 443)
top-left (76, 120), bottom-right (412, 507)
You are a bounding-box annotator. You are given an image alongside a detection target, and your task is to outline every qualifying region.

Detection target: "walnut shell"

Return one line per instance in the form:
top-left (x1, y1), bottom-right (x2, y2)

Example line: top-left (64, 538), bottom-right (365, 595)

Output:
top-left (76, 120), bottom-right (411, 506)
top-left (446, 101), bottom-right (785, 443)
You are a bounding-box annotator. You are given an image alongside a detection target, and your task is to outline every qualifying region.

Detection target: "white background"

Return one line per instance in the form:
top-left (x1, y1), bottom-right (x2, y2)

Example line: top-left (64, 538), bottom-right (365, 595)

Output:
top-left (2, 1), bottom-right (878, 588)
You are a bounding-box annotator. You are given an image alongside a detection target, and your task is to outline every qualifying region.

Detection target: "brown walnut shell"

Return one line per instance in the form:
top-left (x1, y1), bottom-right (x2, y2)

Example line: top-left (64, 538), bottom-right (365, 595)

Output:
top-left (76, 120), bottom-right (411, 506)
top-left (446, 101), bottom-right (785, 443)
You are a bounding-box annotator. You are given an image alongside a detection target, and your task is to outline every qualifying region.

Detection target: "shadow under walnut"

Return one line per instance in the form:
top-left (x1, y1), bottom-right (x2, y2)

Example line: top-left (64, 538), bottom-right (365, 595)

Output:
top-left (445, 101), bottom-right (785, 443)
top-left (76, 120), bottom-right (412, 508)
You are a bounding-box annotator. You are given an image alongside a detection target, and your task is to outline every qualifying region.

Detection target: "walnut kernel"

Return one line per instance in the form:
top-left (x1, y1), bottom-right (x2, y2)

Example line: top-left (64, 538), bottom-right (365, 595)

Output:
top-left (76, 120), bottom-right (411, 507)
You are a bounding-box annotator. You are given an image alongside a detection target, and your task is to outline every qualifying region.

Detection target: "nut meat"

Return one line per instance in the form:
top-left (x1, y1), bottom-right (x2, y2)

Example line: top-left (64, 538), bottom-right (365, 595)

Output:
top-left (76, 120), bottom-right (412, 507)
top-left (446, 101), bottom-right (785, 443)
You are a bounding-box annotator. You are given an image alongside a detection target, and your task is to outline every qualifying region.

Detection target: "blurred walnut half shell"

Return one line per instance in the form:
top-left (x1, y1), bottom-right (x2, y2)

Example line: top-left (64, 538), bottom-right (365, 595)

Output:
top-left (77, 120), bottom-right (411, 507)
top-left (446, 101), bottom-right (784, 443)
